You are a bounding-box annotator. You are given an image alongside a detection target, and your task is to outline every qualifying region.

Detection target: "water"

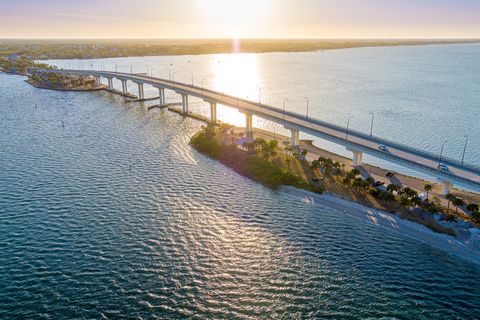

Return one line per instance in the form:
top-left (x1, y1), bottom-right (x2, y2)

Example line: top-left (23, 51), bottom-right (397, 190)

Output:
top-left (46, 43), bottom-right (480, 182)
top-left (1, 66), bottom-right (480, 318)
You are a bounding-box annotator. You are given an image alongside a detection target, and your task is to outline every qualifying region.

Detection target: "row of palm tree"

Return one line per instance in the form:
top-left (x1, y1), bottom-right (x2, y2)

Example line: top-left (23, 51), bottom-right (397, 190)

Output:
top-left (243, 138), bottom-right (279, 161)
top-left (310, 156), bottom-right (343, 176)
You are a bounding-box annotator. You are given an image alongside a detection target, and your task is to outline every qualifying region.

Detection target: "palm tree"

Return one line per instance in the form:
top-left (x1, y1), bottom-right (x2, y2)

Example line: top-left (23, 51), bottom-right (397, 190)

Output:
top-left (411, 196), bottom-right (422, 208)
top-left (466, 203), bottom-right (479, 215)
top-left (445, 193), bottom-right (456, 213)
top-left (402, 187), bottom-right (418, 199)
top-left (366, 176), bottom-right (375, 186)
top-left (386, 184), bottom-right (401, 193)
top-left (350, 168), bottom-right (360, 177)
top-left (452, 197), bottom-right (466, 215)
top-left (352, 177), bottom-right (364, 190)
top-left (424, 184), bottom-right (432, 200)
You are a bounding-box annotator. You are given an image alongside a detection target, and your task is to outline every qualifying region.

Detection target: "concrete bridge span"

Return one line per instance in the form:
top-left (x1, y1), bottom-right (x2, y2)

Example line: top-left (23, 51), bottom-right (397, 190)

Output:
top-left (41, 69), bottom-right (480, 194)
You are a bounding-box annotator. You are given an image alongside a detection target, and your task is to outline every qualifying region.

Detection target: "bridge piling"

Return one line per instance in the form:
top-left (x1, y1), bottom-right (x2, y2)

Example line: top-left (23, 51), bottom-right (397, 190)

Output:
top-left (107, 77), bottom-right (113, 90)
top-left (290, 128), bottom-right (300, 150)
top-left (158, 88), bottom-right (165, 105)
top-left (439, 180), bottom-right (453, 195)
top-left (210, 102), bottom-right (217, 123)
top-left (135, 82), bottom-right (145, 100)
top-left (120, 79), bottom-right (128, 95)
top-left (352, 150), bottom-right (363, 167)
top-left (181, 94), bottom-right (189, 114)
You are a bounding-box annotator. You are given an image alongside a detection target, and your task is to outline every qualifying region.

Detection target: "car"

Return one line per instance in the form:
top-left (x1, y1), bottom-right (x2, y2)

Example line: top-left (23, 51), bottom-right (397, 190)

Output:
top-left (373, 181), bottom-right (385, 187)
top-left (386, 172), bottom-right (395, 178)
top-left (438, 164), bottom-right (449, 171)
top-left (378, 144), bottom-right (389, 152)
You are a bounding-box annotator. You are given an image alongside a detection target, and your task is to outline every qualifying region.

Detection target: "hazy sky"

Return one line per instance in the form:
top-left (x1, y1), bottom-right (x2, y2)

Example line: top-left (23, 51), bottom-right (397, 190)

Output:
top-left (1, 0), bottom-right (480, 38)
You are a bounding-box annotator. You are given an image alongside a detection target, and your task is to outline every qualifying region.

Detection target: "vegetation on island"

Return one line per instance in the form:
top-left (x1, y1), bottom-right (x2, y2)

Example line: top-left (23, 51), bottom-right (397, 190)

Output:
top-left (191, 124), bottom-right (480, 237)
top-left (0, 57), bottom-right (53, 74)
top-left (191, 124), bottom-right (323, 193)
top-left (27, 71), bottom-right (98, 90)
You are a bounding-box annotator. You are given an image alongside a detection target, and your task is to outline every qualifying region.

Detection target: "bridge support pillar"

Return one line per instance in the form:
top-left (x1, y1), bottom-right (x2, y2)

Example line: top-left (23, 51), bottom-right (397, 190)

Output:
top-left (210, 102), bottom-right (217, 123)
top-left (136, 82), bottom-right (144, 100)
top-left (181, 94), bottom-right (189, 114)
top-left (439, 180), bottom-right (453, 195)
top-left (157, 88), bottom-right (165, 105)
top-left (107, 77), bottom-right (113, 90)
top-left (288, 128), bottom-right (300, 150)
top-left (245, 113), bottom-right (253, 139)
top-left (95, 76), bottom-right (101, 86)
top-left (121, 79), bottom-right (128, 95)
top-left (352, 150), bottom-right (363, 167)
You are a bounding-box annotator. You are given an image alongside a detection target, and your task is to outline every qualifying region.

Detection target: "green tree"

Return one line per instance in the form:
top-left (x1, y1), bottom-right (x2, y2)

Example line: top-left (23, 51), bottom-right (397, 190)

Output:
top-left (350, 168), bottom-right (360, 177)
top-left (466, 203), bottom-right (479, 214)
top-left (452, 197), bottom-right (466, 215)
top-left (366, 176), bottom-right (375, 186)
top-left (445, 193), bottom-right (456, 213)
top-left (386, 184), bottom-right (401, 193)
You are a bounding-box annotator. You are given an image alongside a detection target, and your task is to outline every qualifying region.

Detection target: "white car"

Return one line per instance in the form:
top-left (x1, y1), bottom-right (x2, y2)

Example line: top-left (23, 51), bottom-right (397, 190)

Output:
top-left (438, 164), bottom-right (449, 171)
top-left (378, 144), bottom-right (389, 152)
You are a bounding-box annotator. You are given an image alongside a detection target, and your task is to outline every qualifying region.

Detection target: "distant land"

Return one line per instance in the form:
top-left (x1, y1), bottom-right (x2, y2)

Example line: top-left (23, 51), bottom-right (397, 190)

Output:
top-left (1, 39), bottom-right (479, 60)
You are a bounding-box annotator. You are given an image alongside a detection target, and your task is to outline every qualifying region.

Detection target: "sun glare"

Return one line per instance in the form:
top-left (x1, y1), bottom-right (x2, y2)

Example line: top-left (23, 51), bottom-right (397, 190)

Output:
top-left (197, 0), bottom-right (272, 38)
top-left (211, 54), bottom-right (260, 126)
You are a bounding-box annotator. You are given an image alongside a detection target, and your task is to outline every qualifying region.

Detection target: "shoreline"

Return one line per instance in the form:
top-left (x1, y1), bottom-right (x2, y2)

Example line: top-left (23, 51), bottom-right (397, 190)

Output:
top-left (4, 39), bottom-right (479, 61)
top-left (280, 186), bottom-right (480, 266)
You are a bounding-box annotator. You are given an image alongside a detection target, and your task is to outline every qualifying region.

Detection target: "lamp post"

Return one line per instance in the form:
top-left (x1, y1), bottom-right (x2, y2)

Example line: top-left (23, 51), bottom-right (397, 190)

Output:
top-left (345, 116), bottom-right (354, 144)
top-left (369, 112), bottom-right (375, 137)
top-left (304, 97), bottom-right (309, 118)
top-left (462, 135), bottom-right (468, 164)
top-left (201, 79), bottom-right (206, 96)
top-left (283, 98), bottom-right (289, 123)
top-left (438, 140), bottom-right (447, 168)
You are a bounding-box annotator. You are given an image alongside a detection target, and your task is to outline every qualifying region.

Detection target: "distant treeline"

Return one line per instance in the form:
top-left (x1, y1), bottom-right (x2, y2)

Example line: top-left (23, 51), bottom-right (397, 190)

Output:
top-left (0, 39), bottom-right (479, 60)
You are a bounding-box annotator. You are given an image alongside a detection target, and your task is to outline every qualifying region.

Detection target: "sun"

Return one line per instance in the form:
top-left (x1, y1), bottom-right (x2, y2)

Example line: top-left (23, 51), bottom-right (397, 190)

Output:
top-left (197, 0), bottom-right (272, 38)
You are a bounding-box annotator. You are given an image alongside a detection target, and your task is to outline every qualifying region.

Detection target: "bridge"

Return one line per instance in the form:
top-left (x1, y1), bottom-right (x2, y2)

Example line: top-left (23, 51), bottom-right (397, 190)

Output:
top-left (40, 69), bottom-right (480, 194)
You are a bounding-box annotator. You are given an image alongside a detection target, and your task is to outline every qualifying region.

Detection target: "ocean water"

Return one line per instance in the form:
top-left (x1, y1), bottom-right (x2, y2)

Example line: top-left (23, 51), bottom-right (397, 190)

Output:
top-left (1, 70), bottom-right (480, 319)
top-left (46, 43), bottom-right (480, 181)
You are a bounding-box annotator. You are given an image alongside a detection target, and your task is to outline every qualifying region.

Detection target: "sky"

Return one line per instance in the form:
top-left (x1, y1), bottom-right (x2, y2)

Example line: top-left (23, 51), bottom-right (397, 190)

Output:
top-left (1, 0), bottom-right (480, 39)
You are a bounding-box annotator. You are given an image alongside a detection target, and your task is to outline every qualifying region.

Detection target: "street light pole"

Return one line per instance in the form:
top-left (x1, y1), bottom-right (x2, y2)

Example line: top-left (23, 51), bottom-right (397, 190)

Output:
top-left (438, 140), bottom-right (447, 167)
top-left (462, 135), bottom-right (469, 164)
top-left (283, 98), bottom-right (289, 123)
top-left (305, 97), bottom-right (309, 118)
top-left (369, 112), bottom-right (375, 137)
top-left (201, 79), bottom-right (206, 96)
top-left (345, 116), bottom-right (354, 144)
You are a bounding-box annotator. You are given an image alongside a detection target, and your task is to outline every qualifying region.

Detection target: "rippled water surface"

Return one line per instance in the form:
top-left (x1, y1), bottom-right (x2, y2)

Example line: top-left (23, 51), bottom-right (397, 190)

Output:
top-left (1, 69), bottom-right (480, 319)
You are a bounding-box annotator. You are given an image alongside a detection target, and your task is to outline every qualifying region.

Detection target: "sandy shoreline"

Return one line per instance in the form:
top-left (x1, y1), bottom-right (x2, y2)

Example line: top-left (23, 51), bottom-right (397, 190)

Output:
top-left (280, 186), bottom-right (480, 265)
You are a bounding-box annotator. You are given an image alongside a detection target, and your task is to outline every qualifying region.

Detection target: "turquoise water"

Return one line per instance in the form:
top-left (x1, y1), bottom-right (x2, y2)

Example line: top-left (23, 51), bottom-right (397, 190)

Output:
top-left (1, 70), bottom-right (480, 319)
top-left (46, 43), bottom-right (480, 181)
